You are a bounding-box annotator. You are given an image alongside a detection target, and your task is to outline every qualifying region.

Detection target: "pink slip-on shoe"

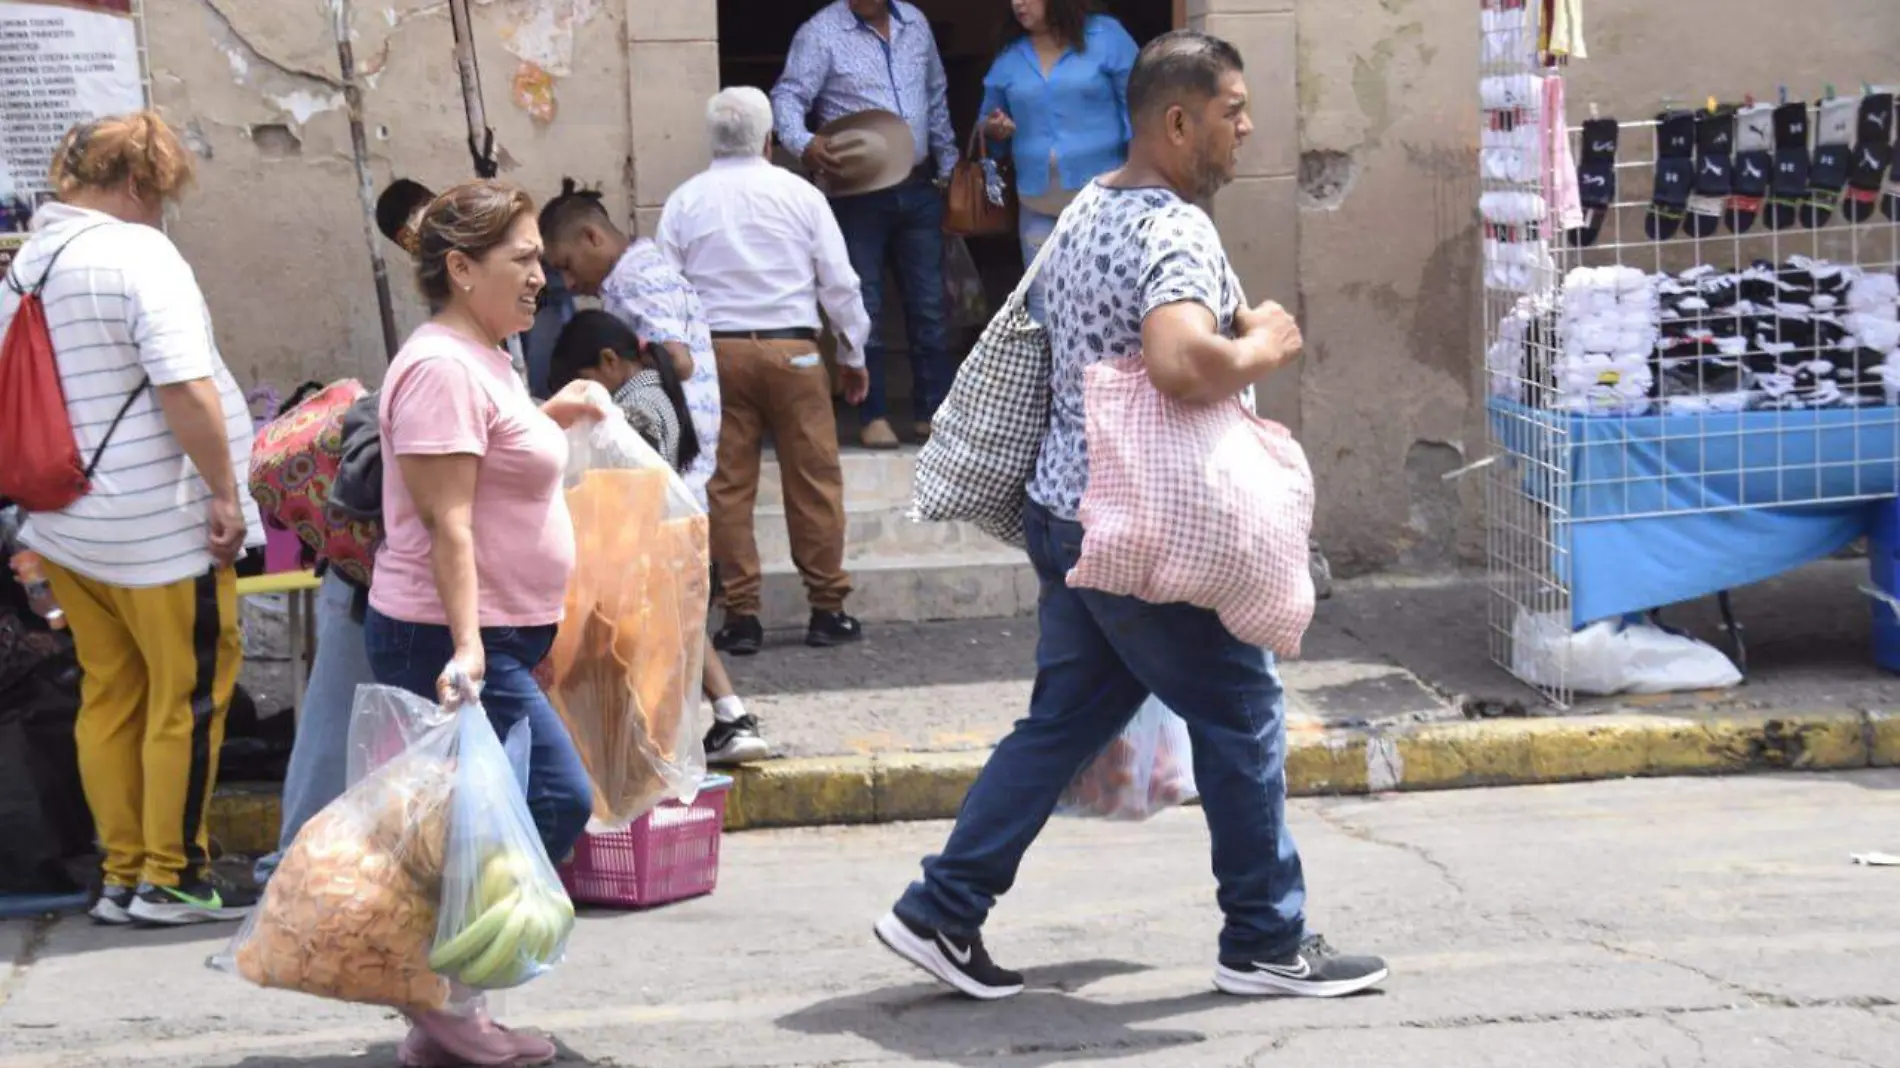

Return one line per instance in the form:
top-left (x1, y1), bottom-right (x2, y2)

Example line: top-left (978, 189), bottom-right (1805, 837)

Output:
top-left (401, 1009), bottom-right (557, 1067)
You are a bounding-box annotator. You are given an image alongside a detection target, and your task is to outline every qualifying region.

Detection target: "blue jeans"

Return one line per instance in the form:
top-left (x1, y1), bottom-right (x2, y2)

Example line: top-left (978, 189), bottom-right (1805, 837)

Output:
top-left (1018, 206), bottom-right (1059, 325)
top-left (831, 179), bottom-right (953, 423)
top-left (256, 571), bottom-right (378, 884)
top-left (362, 608), bottom-right (594, 866)
top-left (895, 501), bottom-right (1308, 962)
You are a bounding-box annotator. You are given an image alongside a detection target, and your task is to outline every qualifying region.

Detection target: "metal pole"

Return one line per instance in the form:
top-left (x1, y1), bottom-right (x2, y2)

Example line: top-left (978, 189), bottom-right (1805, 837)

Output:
top-left (447, 0), bottom-right (495, 177)
top-left (331, 0), bottom-right (400, 362)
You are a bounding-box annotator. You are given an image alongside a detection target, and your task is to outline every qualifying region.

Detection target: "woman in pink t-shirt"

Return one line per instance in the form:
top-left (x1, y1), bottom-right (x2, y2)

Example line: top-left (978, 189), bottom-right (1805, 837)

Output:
top-left (363, 179), bottom-right (606, 1068)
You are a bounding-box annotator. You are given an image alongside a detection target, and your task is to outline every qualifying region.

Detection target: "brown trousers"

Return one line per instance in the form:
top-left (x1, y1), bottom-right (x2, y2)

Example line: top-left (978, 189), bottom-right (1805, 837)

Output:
top-left (707, 337), bottom-right (851, 617)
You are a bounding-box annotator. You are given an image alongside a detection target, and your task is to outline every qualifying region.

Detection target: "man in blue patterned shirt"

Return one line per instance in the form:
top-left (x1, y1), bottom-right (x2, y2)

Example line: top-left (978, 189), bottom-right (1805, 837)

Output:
top-left (772, 0), bottom-right (958, 450)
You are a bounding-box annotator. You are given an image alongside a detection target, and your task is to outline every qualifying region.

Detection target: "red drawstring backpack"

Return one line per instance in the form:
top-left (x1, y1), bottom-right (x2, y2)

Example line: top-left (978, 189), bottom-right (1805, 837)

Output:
top-left (0, 227), bottom-right (148, 512)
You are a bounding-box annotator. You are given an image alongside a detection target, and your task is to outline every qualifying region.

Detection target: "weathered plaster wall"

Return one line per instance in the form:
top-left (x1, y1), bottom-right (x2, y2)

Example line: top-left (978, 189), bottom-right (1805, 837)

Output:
top-left (145, 0), bottom-right (634, 390)
top-left (1295, 0), bottom-right (1900, 575)
top-left (142, 0), bottom-right (1900, 574)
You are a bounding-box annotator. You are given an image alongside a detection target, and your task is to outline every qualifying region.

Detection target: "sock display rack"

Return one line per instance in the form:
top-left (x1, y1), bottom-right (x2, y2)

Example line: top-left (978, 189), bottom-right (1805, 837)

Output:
top-left (1479, 0), bottom-right (1900, 705)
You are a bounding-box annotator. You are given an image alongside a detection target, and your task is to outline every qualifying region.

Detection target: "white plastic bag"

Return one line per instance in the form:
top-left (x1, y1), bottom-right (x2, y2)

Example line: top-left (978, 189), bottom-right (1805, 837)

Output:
top-left (1511, 610), bottom-right (1742, 695)
top-left (550, 405), bottom-right (711, 828)
top-left (1057, 698), bottom-right (1199, 821)
top-left (427, 697), bottom-right (576, 991)
top-left (212, 686), bottom-right (459, 1012)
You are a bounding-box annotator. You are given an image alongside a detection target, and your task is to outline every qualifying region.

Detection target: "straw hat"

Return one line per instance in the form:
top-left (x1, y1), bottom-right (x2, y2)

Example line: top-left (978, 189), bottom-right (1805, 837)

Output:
top-left (815, 110), bottom-right (916, 198)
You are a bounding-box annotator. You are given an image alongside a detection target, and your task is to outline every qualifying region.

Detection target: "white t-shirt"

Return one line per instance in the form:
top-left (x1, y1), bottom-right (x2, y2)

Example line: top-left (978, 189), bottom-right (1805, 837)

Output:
top-left (0, 204), bottom-right (263, 588)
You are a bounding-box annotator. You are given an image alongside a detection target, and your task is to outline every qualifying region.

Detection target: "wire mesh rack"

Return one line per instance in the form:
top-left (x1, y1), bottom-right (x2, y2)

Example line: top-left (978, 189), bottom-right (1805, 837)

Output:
top-left (1479, 0), bottom-right (1900, 705)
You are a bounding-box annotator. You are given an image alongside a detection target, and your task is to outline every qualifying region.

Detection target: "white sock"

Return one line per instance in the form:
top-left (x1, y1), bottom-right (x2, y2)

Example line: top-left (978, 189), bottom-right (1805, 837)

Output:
top-left (713, 696), bottom-right (747, 725)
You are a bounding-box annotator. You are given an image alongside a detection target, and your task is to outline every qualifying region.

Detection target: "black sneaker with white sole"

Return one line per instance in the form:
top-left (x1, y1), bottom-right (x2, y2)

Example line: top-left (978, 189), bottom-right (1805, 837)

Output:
top-left (874, 911), bottom-right (1024, 1000)
top-left (705, 714), bottom-right (771, 766)
top-left (129, 878), bottom-right (257, 926)
top-left (1216, 934), bottom-right (1388, 998)
top-left (90, 885), bottom-right (135, 926)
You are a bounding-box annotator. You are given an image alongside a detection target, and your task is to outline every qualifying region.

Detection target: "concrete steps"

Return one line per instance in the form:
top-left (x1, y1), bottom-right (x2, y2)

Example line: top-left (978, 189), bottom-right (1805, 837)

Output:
top-left (748, 449), bottom-right (1034, 628)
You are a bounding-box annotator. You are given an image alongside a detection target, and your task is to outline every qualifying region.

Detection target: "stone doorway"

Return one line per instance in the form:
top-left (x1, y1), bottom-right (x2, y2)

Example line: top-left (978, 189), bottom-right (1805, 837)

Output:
top-left (715, 0), bottom-right (1181, 447)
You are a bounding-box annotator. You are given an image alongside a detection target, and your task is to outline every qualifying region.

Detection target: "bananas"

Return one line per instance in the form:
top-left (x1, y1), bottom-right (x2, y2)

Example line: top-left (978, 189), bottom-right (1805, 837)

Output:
top-left (428, 849), bottom-right (575, 989)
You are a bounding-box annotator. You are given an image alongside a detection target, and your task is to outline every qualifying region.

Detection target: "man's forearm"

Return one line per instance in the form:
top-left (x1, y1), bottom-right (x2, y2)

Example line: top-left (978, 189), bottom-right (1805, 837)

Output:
top-left (154, 379), bottom-right (238, 500)
top-left (1154, 332), bottom-right (1287, 406)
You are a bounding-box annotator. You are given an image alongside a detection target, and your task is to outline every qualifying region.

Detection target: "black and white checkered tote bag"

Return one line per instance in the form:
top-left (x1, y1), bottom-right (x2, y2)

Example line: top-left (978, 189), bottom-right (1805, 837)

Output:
top-left (911, 210), bottom-right (1078, 549)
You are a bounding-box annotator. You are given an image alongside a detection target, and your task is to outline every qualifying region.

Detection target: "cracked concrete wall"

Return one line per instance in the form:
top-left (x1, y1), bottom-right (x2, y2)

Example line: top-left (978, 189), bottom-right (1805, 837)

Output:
top-left (1294, 0), bottom-right (1899, 575)
top-left (135, 0), bottom-right (1898, 576)
top-left (144, 0), bottom-right (634, 388)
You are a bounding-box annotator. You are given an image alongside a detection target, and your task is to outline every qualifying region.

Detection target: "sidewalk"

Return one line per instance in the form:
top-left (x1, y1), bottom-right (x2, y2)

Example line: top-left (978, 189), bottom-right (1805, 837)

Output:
top-left (210, 559), bottom-right (1900, 849)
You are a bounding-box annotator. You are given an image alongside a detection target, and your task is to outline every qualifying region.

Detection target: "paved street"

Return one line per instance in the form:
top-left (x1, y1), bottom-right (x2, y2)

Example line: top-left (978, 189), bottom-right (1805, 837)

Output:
top-left (5, 772), bottom-right (1900, 1067)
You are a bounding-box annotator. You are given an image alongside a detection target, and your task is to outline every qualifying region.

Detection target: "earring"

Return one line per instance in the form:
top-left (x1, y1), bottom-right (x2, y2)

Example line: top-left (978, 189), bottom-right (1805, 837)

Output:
top-left (461, 283), bottom-right (472, 292)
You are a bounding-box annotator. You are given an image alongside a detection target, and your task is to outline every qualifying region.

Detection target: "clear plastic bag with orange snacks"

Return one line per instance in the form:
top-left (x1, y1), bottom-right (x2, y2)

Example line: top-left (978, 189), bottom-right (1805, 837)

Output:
top-left (211, 686), bottom-right (457, 1012)
top-left (550, 401), bottom-right (711, 829)
top-left (1056, 698), bottom-right (1199, 821)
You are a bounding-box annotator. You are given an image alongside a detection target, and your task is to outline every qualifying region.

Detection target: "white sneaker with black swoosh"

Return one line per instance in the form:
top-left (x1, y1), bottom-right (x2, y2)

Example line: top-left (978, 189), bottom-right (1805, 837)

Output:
top-left (1215, 934), bottom-right (1388, 998)
top-left (874, 911), bottom-right (1024, 1000)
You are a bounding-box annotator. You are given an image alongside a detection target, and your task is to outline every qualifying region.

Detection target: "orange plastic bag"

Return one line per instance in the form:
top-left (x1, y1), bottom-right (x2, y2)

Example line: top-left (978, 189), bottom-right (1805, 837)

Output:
top-left (550, 407), bottom-right (710, 828)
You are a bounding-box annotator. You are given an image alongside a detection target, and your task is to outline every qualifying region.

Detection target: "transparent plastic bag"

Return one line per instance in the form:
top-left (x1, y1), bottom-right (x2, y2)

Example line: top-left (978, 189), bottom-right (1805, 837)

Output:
top-left (427, 695), bottom-right (575, 992)
top-left (1056, 698), bottom-right (1199, 821)
top-left (944, 235), bottom-right (990, 329)
top-left (550, 402), bottom-right (711, 829)
top-left (212, 686), bottom-right (458, 1012)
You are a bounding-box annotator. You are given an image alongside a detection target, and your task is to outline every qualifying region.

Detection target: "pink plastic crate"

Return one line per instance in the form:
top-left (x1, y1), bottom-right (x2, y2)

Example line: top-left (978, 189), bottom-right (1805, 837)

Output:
top-left (559, 777), bottom-right (731, 909)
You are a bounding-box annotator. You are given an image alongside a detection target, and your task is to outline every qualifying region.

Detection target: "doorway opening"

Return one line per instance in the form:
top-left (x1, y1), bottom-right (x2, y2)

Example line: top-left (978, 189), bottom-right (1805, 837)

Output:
top-left (716, 0), bottom-right (1179, 439)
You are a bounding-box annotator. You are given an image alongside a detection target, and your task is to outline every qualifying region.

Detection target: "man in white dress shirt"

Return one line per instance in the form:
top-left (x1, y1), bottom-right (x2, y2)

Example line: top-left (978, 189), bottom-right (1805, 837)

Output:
top-left (656, 87), bottom-right (875, 655)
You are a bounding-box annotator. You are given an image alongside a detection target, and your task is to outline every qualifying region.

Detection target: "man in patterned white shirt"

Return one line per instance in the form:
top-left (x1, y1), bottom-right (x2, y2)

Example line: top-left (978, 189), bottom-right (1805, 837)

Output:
top-left (772, 0), bottom-right (958, 450)
top-left (873, 31), bottom-right (1389, 1004)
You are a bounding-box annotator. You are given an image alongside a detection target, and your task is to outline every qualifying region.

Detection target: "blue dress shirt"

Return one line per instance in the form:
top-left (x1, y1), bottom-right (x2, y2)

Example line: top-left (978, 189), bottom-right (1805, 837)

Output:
top-left (980, 15), bottom-right (1138, 199)
top-left (770, 1), bottom-right (959, 181)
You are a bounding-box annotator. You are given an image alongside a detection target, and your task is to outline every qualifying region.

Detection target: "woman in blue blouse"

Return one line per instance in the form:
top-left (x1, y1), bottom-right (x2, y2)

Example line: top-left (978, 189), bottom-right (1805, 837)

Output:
top-left (981, 0), bottom-right (1139, 321)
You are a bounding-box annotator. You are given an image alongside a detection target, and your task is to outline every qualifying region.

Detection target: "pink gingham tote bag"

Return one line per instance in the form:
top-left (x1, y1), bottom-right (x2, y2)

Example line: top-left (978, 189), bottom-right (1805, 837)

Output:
top-left (1067, 356), bottom-right (1318, 656)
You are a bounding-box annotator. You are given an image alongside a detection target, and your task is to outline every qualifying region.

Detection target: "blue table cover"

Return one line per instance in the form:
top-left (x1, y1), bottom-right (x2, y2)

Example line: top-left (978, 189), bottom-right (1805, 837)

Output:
top-left (1488, 399), bottom-right (1900, 624)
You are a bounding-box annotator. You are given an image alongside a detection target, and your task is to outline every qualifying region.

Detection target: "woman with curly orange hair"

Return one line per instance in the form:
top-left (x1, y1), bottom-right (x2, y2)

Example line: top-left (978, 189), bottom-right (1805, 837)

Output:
top-left (0, 110), bottom-right (263, 927)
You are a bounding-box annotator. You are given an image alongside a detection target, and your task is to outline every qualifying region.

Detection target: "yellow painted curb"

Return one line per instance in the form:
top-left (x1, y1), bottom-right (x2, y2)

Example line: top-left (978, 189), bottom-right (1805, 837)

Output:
top-left (207, 710), bottom-right (1891, 846)
top-left (208, 786), bottom-right (282, 858)
top-left (1870, 710), bottom-right (1900, 768)
top-left (1384, 710), bottom-right (1869, 791)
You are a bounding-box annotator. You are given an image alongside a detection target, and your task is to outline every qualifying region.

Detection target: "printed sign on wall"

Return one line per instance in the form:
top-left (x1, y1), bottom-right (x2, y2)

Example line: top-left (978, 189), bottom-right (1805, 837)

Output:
top-left (0, 0), bottom-right (144, 274)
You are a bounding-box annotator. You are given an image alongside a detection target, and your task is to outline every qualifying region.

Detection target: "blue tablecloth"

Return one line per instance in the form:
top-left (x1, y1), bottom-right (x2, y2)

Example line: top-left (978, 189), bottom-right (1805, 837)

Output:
top-left (1488, 399), bottom-right (1900, 624)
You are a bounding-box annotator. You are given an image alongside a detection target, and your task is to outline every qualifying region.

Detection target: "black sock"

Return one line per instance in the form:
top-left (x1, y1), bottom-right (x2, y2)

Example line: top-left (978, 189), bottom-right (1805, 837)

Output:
top-left (1686, 108), bottom-right (1734, 237)
top-left (1886, 133), bottom-right (1900, 220)
top-left (1570, 118), bottom-right (1619, 247)
top-left (1646, 111), bottom-right (1696, 240)
top-left (1727, 104), bottom-right (1774, 234)
top-left (1843, 91), bottom-right (1895, 223)
top-left (1801, 96), bottom-right (1858, 228)
top-left (1767, 102), bottom-right (1810, 231)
